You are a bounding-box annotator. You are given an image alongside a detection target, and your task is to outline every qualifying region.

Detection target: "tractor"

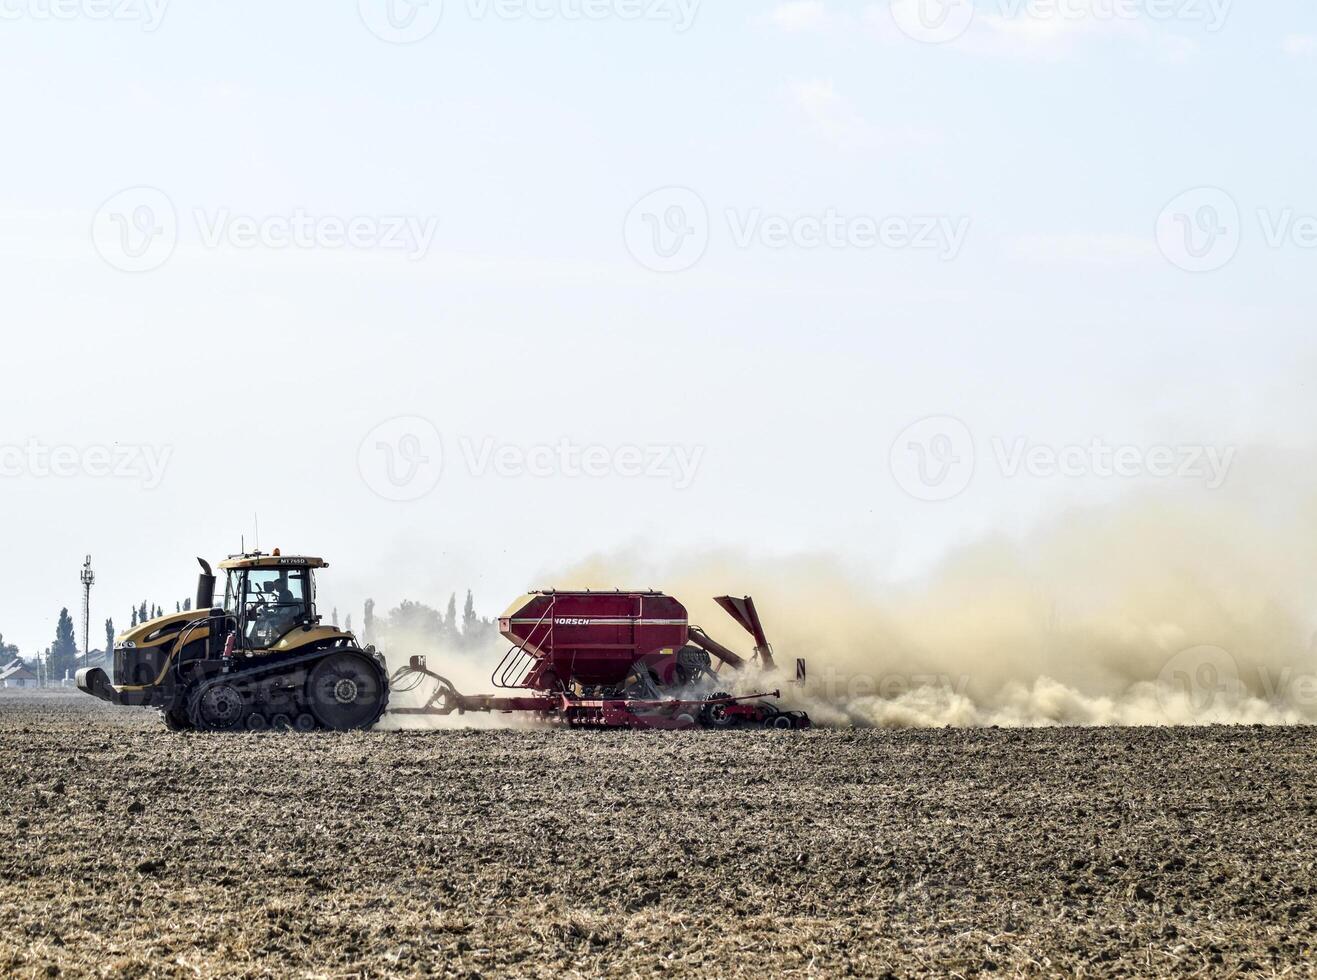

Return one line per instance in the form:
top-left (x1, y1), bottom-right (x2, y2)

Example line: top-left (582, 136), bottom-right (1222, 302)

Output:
top-left (76, 552), bottom-right (389, 732)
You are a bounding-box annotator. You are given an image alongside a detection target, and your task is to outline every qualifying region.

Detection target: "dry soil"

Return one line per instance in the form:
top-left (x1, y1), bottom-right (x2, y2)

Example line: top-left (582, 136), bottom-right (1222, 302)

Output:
top-left (2, 692), bottom-right (1315, 978)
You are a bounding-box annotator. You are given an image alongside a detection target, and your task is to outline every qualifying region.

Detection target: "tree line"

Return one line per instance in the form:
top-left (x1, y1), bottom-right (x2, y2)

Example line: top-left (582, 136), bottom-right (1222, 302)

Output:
top-left (353, 591), bottom-right (498, 654)
top-left (2, 590), bottom-right (499, 683)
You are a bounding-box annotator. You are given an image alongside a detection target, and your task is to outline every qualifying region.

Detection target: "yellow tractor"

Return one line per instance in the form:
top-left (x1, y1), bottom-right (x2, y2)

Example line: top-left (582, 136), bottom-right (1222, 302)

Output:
top-left (77, 551), bottom-right (389, 732)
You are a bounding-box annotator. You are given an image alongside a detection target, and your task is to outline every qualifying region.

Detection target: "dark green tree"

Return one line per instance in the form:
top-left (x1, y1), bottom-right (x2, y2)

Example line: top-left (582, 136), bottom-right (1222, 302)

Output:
top-left (104, 618), bottom-right (115, 658)
top-left (183, 597), bottom-right (192, 612)
top-left (0, 632), bottom-right (19, 664)
top-left (50, 609), bottom-right (78, 680)
top-left (444, 593), bottom-right (458, 641)
top-left (387, 600), bottom-right (443, 640)
top-left (462, 591), bottom-right (478, 646)
top-left (130, 606), bottom-right (138, 628)
top-left (363, 599), bottom-right (376, 645)
top-left (138, 601), bottom-right (148, 623)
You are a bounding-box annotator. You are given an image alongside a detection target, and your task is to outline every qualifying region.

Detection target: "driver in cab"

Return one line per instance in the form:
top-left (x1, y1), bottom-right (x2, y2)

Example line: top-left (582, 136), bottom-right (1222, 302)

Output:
top-left (245, 576), bottom-right (303, 647)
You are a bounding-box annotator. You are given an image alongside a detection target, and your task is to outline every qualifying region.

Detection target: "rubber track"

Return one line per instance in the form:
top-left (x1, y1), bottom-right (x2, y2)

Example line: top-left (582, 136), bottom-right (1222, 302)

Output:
top-left (187, 647), bottom-right (391, 732)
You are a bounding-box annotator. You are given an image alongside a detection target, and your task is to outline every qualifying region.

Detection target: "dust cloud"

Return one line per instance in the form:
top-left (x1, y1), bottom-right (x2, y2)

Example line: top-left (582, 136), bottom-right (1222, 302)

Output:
top-left (372, 624), bottom-right (530, 731)
top-left (551, 460), bottom-right (1317, 727)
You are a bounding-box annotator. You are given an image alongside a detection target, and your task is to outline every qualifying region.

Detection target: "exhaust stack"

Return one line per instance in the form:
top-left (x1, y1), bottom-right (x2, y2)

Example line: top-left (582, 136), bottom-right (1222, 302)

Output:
top-left (196, 558), bottom-right (216, 610)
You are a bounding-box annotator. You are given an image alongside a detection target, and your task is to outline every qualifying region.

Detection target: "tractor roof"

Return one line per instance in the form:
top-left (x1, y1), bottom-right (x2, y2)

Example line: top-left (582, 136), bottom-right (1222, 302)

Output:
top-left (218, 553), bottom-right (328, 571)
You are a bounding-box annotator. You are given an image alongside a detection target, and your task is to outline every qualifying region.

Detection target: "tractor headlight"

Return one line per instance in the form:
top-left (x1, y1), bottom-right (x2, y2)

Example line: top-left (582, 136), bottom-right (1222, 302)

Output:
top-left (120, 641), bottom-right (136, 650)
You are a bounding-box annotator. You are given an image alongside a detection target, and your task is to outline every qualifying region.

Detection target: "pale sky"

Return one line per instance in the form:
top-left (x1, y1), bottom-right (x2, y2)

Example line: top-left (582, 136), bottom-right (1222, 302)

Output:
top-left (1, 0), bottom-right (1314, 654)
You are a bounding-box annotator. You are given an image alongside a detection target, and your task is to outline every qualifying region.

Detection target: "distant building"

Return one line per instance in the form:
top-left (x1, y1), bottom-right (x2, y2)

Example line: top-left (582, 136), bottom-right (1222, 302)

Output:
top-left (0, 661), bottom-right (38, 689)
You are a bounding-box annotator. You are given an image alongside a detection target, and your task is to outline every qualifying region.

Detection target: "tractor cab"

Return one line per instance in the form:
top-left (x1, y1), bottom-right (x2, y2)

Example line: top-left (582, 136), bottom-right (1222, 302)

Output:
top-left (217, 552), bottom-right (326, 652)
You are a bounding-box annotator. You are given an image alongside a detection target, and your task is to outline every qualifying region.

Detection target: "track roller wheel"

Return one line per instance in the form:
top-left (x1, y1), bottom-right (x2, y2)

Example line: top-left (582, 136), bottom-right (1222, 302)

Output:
top-left (245, 713), bottom-right (268, 732)
top-left (270, 713), bottom-right (293, 731)
top-left (295, 713), bottom-right (318, 733)
top-left (189, 683), bottom-right (249, 732)
top-left (307, 651), bottom-right (388, 731)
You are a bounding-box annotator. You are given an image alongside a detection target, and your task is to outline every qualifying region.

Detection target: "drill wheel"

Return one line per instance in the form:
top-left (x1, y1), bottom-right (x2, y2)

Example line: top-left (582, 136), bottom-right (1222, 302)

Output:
top-left (700, 692), bottom-right (735, 730)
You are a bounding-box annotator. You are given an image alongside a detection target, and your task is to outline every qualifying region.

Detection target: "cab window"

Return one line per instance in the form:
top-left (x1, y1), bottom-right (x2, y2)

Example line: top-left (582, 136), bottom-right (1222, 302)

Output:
top-left (242, 569), bottom-right (309, 647)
